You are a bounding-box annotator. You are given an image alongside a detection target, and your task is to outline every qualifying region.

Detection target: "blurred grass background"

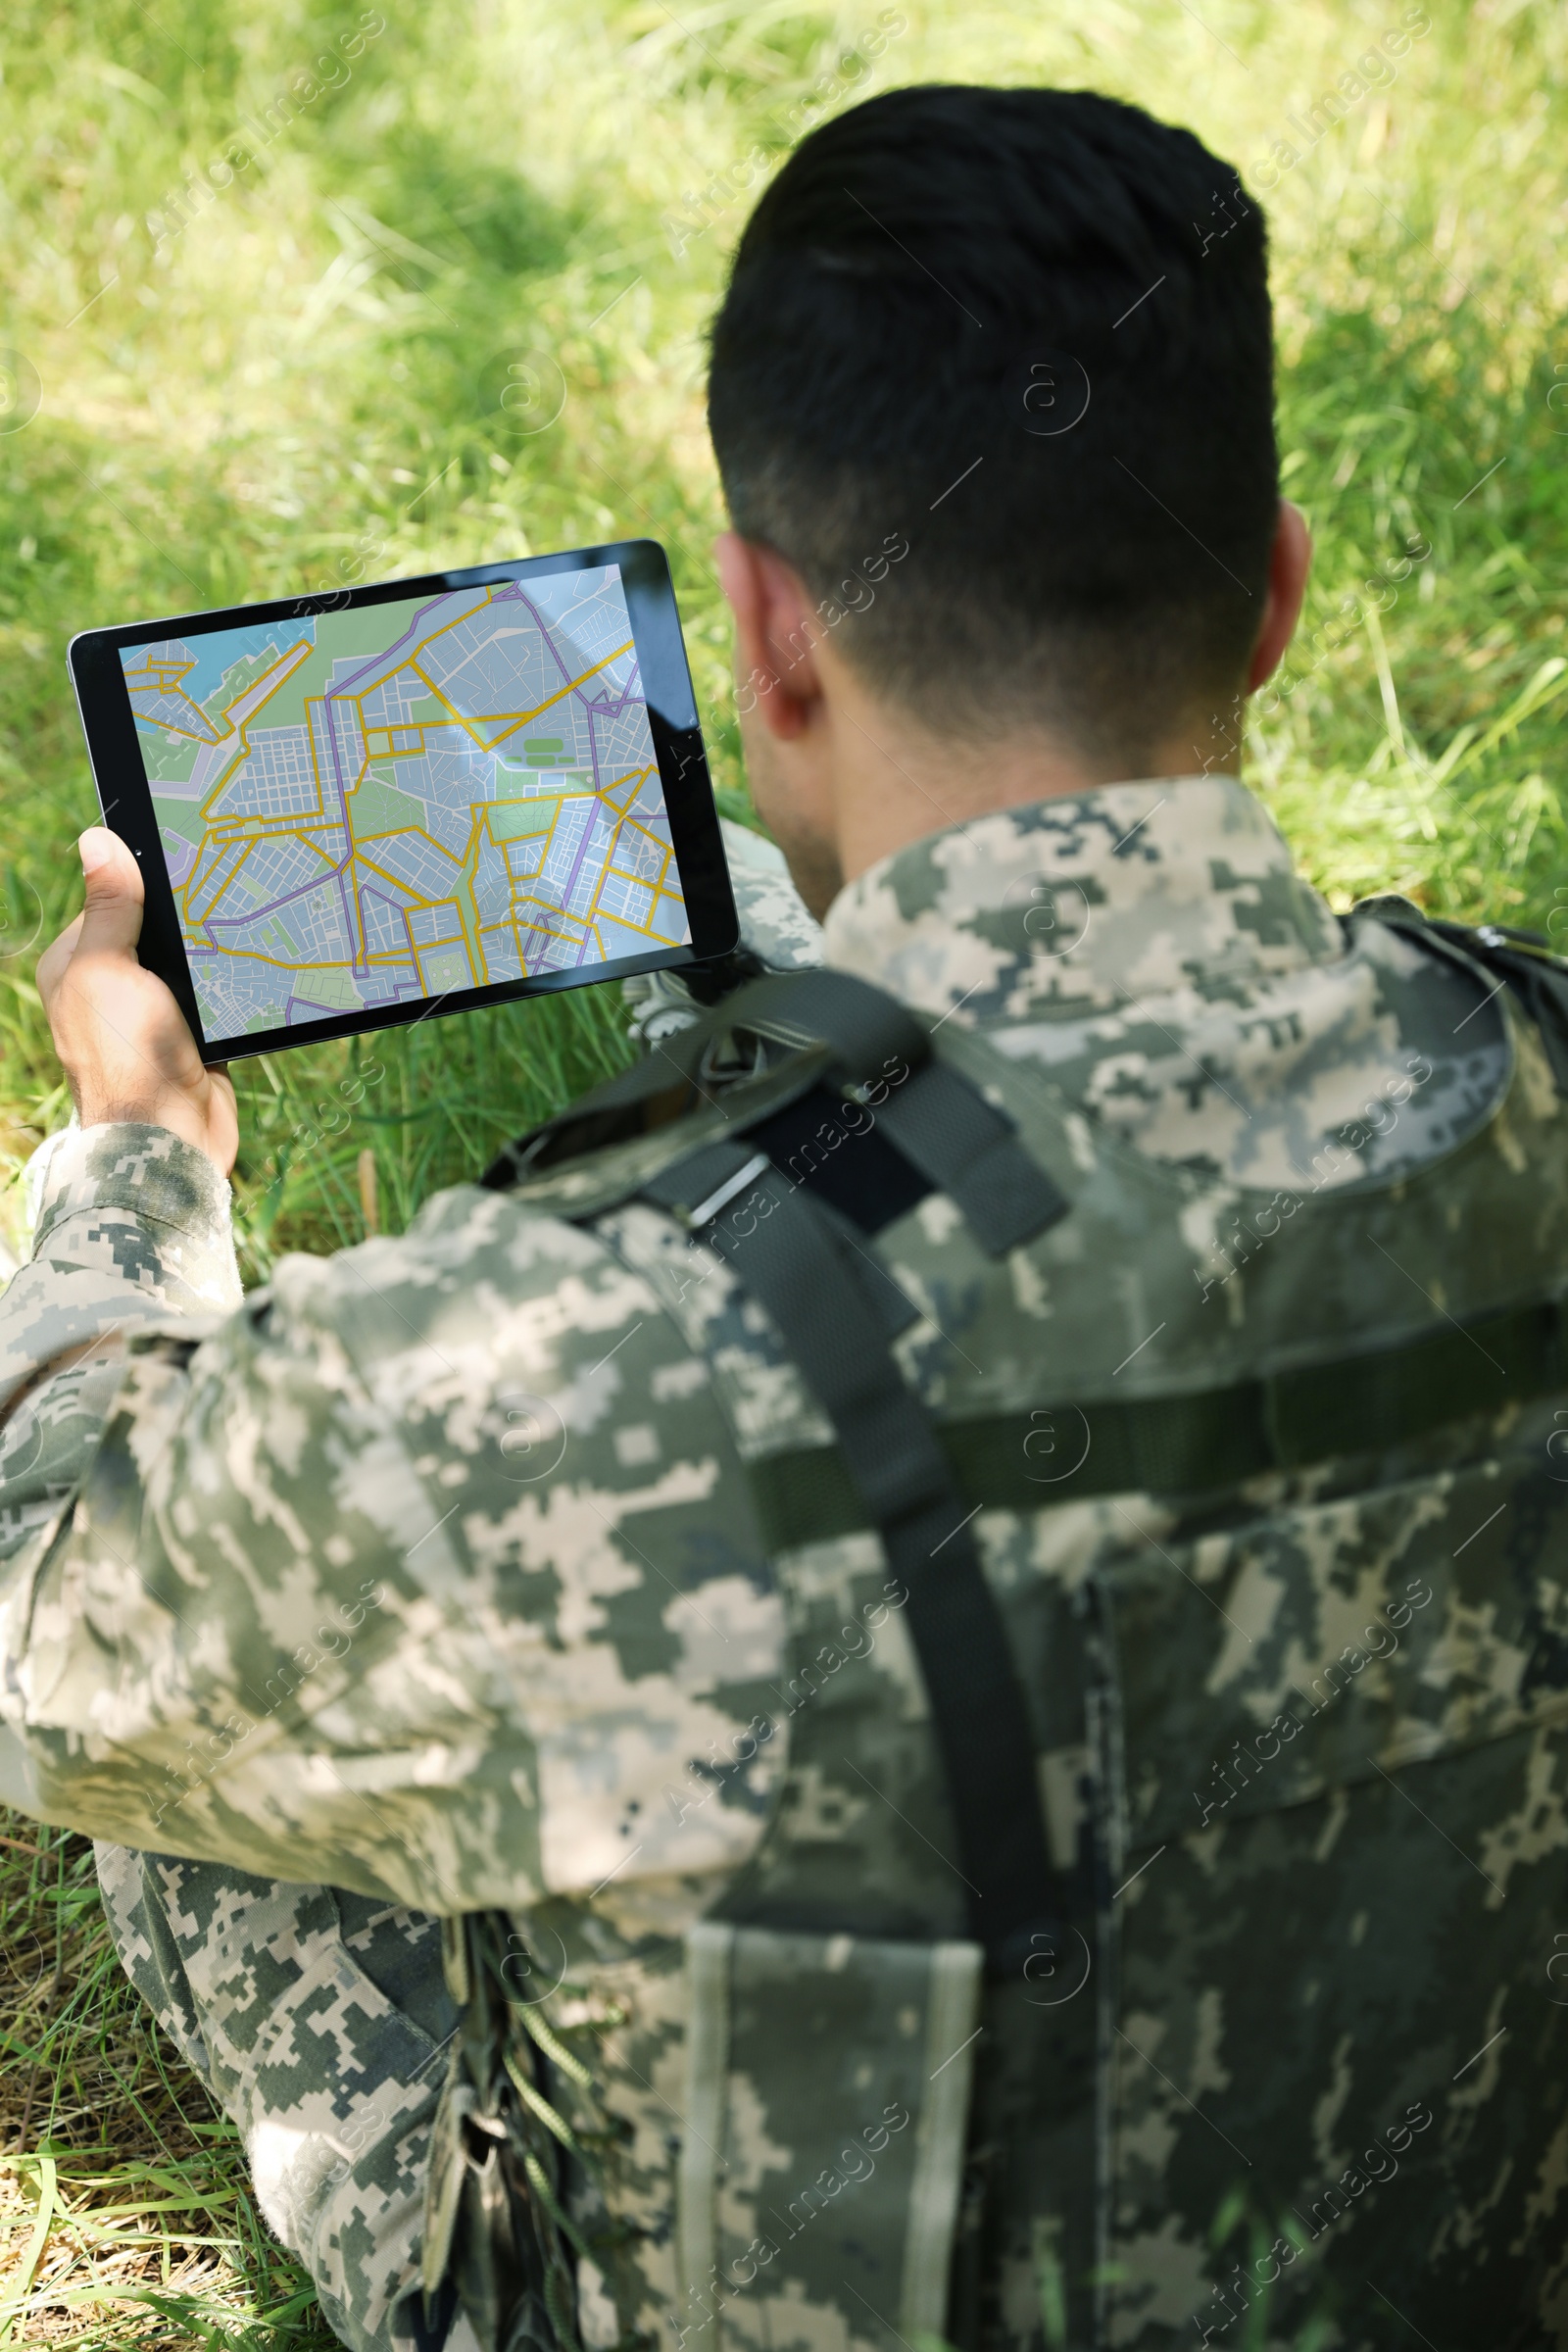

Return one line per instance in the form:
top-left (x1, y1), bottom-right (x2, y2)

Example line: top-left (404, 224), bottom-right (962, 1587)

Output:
top-left (2, 0), bottom-right (1568, 2339)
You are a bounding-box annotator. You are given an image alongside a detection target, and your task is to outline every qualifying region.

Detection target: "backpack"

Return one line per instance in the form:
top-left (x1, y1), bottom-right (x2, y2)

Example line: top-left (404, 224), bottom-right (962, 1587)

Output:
top-left (420, 906), bottom-right (1568, 2352)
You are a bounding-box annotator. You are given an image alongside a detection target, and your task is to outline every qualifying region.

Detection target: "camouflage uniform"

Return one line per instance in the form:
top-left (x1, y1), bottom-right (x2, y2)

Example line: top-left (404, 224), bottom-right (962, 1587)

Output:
top-left (3, 774), bottom-right (1567, 2352)
top-left (0, 815), bottom-right (822, 2352)
top-left (92, 1845), bottom-right (463, 2350)
top-left (620, 817), bottom-right (823, 1048)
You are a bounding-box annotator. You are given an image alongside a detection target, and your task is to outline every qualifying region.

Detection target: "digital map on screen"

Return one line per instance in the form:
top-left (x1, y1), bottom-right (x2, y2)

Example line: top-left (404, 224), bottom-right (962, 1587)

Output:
top-left (122, 565), bottom-right (689, 1038)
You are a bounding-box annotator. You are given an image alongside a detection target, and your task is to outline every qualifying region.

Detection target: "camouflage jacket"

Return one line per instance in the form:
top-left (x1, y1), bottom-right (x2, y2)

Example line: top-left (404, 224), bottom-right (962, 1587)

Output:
top-left (3, 773), bottom-right (1566, 2352)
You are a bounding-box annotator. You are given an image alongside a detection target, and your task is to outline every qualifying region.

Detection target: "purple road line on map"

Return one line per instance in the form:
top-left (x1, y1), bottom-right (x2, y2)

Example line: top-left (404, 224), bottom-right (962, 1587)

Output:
top-left (304, 698), bottom-right (363, 968)
top-left (214, 870), bottom-right (343, 926)
top-left (229, 581), bottom-right (643, 1007)
top-left (514, 592), bottom-right (579, 695)
top-left (357, 885), bottom-right (419, 983)
top-left (557, 801), bottom-right (609, 943)
top-left (394, 898), bottom-right (420, 975)
top-left (587, 699), bottom-right (603, 797)
top-left (581, 653), bottom-right (641, 708)
top-left (323, 585), bottom-right (537, 973)
top-left (310, 597), bottom-right (464, 969)
top-left (209, 923), bottom-right (352, 974)
top-left (580, 673), bottom-right (642, 721)
top-left (310, 702), bottom-right (361, 964)
top-left (328, 589), bottom-right (486, 699)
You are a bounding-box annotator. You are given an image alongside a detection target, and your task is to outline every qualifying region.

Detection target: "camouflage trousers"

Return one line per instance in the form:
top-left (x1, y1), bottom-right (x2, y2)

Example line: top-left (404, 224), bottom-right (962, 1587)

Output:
top-left (93, 1843), bottom-right (476, 2352)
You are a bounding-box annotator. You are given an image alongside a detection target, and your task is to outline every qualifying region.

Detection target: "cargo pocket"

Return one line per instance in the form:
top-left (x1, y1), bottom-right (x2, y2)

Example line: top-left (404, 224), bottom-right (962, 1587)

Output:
top-left (144, 1867), bottom-right (450, 2352)
top-left (675, 1920), bottom-right (983, 2351)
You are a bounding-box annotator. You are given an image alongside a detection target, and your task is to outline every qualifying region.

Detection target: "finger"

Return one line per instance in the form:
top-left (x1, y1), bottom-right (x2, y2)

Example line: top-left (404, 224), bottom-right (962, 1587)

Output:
top-left (74, 828), bottom-right (145, 958)
top-left (35, 911), bottom-right (85, 1005)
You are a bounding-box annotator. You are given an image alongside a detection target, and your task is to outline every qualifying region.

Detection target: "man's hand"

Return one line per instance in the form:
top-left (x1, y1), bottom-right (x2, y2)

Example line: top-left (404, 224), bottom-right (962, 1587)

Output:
top-left (36, 828), bottom-right (237, 1175)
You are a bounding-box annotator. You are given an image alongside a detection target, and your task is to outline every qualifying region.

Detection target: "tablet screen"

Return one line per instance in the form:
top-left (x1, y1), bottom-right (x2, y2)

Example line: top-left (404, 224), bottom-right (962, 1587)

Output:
top-left (118, 564), bottom-right (691, 1043)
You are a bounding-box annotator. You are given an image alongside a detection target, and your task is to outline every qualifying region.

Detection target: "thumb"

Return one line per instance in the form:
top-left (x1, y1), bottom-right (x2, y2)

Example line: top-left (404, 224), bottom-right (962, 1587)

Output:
top-left (75, 827), bottom-right (146, 956)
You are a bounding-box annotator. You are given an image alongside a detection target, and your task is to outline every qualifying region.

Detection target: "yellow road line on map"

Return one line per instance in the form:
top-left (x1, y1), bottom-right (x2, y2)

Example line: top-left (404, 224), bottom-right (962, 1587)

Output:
top-left (126, 658), bottom-right (231, 747)
top-left (251, 639), bottom-right (313, 701)
top-left (182, 835), bottom-right (250, 927)
top-left (220, 637), bottom-right (315, 724)
top-left (305, 696), bottom-right (327, 812)
top-left (353, 848), bottom-right (456, 904)
top-left (351, 821), bottom-right (466, 861)
top-left (130, 707), bottom-right (222, 744)
top-left (454, 812), bottom-right (486, 986)
top-left (409, 639), bottom-right (633, 754)
top-left (603, 804), bottom-right (673, 891)
top-left (174, 606), bottom-right (672, 980)
top-left (196, 639), bottom-right (318, 814)
top-left (196, 944), bottom-right (342, 967)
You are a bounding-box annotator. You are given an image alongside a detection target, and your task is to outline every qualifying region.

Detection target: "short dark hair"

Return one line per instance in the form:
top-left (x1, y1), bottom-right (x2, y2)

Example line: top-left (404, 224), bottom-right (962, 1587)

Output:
top-left (708, 85), bottom-right (1278, 761)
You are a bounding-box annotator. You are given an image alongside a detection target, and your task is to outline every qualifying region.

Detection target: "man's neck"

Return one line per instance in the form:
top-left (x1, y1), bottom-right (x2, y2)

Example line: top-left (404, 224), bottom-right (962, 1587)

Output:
top-left (822, 674), bottom-right (1246, 890)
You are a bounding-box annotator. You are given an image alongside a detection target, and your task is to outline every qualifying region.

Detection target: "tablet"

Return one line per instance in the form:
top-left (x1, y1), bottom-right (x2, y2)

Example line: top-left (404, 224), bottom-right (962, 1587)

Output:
top-left (68, 541), bottom-right (738, 1063)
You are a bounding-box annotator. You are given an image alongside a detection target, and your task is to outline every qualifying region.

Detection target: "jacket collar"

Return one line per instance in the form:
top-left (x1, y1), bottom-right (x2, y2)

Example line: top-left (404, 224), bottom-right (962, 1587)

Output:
top-left (819, 774), bottom-right (1348, 1024)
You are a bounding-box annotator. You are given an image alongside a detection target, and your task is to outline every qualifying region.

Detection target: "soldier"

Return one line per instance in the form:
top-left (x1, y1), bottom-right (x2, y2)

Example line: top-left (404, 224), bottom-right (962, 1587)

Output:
top-left (4, 78), bottom-right (1568, 2352)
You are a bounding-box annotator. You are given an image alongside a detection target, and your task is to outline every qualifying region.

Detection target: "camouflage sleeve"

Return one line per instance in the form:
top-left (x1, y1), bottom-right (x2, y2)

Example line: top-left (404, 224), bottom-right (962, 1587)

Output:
top-left (0, 1154), bottom-right (787, 1916)
top-left (0, 1123), bottom-right (243, 1566)
top-left (712, 817), bottom-right (825, 972)
top-left (622, 816), bottom-right (823, 1045)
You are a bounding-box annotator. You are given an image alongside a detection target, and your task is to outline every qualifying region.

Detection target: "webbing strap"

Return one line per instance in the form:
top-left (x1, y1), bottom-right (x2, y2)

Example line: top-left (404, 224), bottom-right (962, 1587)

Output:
top-left (740, 1292), bottom-right (1568, 1550)
top-left (1351, 899), bottom-right (1568, 1098)
top-left (640, 1144), bottom-right (1060, 1971)
top-left (486, 967), bottom-right (1065, 1260)
top-left (874, 1060), bottom-right (1069, 1255)
top-left (713, 967), bottom-right (930, 1082)
top-left (1424, 919), bottom-right (1568, 1096)
top-left (483, 968), bottom-right (932, 1185)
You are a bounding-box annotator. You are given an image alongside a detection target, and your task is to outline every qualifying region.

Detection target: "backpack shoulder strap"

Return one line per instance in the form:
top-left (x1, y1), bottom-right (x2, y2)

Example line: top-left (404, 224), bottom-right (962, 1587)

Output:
top-left (480, 968), bottom-right (925, 1187)
top-left (484, 969), bottom-right (1081, 1968)
top-left (637, 1134), bottom-right (1064, 1974)
top-left (1348, 894), bottom-right (1568, 1095)
top-left (485, 966), bottom-right (1070, 1258)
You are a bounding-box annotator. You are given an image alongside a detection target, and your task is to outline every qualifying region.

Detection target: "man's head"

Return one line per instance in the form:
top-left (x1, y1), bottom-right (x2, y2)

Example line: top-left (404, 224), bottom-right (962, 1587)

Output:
top-left (708, 84), bottom-right (1310, 913)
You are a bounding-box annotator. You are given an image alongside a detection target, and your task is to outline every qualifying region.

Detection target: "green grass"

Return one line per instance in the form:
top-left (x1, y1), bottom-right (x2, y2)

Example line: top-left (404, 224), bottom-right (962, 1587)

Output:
top-left (3, 0), bottom-right (1567, 2339)
top-left (0, 1826), bottom-right (338, 2346)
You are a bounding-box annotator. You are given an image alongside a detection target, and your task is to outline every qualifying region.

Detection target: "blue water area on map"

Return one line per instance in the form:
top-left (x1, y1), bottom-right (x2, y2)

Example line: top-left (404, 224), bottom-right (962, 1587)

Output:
top-left (122, 615), bottom-right (319, 712)
top-left (124, 563), bottom-right (681, 1040)
top-left (122, 568), bottom-right (635, 722)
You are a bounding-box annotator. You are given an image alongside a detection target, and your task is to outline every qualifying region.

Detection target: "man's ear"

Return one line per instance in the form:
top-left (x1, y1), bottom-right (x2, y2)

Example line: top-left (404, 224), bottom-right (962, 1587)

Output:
top-left (714, 533), bottom-right (825, 742)
top-left (1246, 499), bottom-right (1312, 690)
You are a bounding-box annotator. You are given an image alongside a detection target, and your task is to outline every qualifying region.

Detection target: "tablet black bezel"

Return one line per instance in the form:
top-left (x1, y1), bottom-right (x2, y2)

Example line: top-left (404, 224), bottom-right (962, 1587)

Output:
top-left (67, 541), bottom-right (738, 1064)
